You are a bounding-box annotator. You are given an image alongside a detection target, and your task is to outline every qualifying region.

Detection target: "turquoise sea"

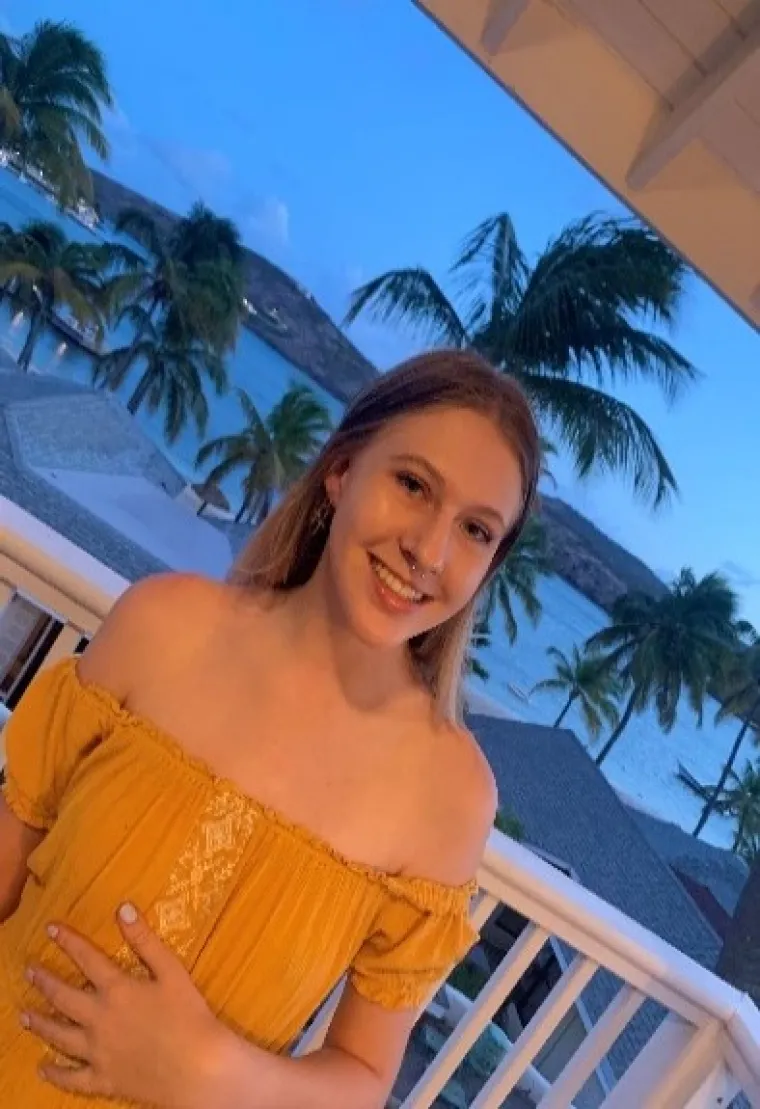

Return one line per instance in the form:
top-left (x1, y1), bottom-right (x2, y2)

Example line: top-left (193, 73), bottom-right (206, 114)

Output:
top-left (1, 168), bottom-right (752, 851)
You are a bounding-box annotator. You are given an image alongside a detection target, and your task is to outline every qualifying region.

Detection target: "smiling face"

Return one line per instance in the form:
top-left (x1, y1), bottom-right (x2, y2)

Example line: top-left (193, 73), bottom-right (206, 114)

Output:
top-left (322, 406), bottom-right (525, 651)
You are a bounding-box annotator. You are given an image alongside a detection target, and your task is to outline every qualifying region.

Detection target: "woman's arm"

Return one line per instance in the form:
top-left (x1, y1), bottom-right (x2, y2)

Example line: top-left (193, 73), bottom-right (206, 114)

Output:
top-left (201, 985), bottom-right (418, 1109)
top-left (0, 794), bottom-right (44, 921)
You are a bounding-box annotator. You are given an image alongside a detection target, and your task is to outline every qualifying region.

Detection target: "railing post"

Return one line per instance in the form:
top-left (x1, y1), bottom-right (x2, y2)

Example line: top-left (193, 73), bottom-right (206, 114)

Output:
top-left (43, 624), bottom-right (84, 667)
top-left (600, 1015), bottom-right (725, 1109)
top-left (470, 955), bottom-right (598, 1108)
top-left (537, 984), bottom-right (646, 1108)
top-left (400, 924), bottom-right (549, 1108)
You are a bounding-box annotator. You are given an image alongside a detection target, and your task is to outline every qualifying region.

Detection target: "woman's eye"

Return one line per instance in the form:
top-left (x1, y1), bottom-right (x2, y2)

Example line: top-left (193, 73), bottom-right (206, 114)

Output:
top-left (396, 471), bottom-right (426, 497)
top-left (464, 521), bottom-right (494, 545)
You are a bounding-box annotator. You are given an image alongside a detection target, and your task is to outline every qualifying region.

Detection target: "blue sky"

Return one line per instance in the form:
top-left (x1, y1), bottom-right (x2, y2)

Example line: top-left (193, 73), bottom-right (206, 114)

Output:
top-left (7, 0), bottom-right (760, 621)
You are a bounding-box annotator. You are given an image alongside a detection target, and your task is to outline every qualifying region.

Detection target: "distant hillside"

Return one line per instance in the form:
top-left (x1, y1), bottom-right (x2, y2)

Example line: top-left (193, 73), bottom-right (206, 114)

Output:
top-left (539, 494), bottom-right (667, 612)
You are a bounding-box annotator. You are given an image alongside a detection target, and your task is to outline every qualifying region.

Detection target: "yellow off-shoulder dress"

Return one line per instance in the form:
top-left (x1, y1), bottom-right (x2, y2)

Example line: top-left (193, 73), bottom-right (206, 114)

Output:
top-left (0, 658), bottom-right (477, 1107)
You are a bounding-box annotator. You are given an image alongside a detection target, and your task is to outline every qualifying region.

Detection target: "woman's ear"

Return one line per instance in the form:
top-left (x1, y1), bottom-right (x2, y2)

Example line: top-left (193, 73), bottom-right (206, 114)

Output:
top-left (325, 461), bottom-right (349, 508)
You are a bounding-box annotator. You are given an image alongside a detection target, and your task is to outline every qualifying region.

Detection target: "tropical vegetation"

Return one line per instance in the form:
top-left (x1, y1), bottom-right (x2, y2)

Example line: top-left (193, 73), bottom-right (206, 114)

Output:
top-left (0, 219), bottom-right (110, 370)
top-left (88, 202), bottom-right (248, 442)
top-left (346, 212), bottom-right (698, 508)
top-left (532, 644), bottom-right (622, 740)
top-left (0, 20), bottom-right (112, 205)
top-left (104, 202), bottom-right (245, 361)
top-left (677, 760), bottom-right (760, 859)
top-left (479, 516), bottom-right (553, 643)
top-left (196, 384), bottom-right (333, 523)
top-left (692, 640), bottom-right (760, 838)
top-left (93, 318), bottom-right (227, 442)
top-left (466, 516), bottom-right (553, 679)
top-left (586, 569), bottom-right (742, 766)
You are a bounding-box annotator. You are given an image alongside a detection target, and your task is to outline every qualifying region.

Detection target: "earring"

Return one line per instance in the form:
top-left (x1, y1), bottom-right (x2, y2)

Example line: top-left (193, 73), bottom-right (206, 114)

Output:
top-left (311, 498), bottom-right (332, 534)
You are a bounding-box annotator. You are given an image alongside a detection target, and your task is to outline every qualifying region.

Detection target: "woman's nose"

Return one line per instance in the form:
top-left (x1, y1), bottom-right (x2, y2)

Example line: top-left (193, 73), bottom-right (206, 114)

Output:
top-left (403, 516), bottom-right (452, 576)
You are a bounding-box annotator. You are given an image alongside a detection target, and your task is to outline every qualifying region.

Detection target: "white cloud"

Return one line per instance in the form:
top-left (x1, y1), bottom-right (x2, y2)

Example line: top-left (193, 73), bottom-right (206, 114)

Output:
top-left (246, 196), bottom-right (290, 246)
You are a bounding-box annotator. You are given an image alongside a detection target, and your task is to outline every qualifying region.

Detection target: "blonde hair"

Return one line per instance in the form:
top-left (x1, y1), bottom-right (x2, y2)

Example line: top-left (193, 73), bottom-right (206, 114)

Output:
top-left (229, 350), bottom-right (541, 722)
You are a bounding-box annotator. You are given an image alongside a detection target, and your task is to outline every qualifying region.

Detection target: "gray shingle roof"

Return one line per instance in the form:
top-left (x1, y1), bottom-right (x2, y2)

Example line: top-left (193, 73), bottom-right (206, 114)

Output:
top-left (0, 363), bottom-right (170, 583)
top-left (467, 713), bottom-right (722, 1078)
top-left (627, 805), bottom-right (748, 918)
top-left (91, 171), bottom-right (378, 404)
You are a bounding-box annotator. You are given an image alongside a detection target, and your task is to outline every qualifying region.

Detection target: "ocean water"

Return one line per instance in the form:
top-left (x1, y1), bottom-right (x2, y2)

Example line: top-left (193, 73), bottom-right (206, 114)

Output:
top-left (0, 169), bottom-right (750, 851)
top-left (473, 575), bottom-right (754, 850)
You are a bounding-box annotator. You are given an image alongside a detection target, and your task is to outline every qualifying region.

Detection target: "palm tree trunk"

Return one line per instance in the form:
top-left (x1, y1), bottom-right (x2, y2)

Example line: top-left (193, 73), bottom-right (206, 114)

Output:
top-left (126, 370), bottom-right (151, 415)
top-left (117, 295), bottom-right (160, 379)
top-left (693, 692), bottom-right (760, 838)
top-left (196, 501), bottom-right (208, 517)
top-left (234, 501), bottom-right (248, 524)
top-left (17, 309), bottom-right (45, 372)
top-left (717, 855), bottom-right (760, 1006)
top-left (554, 693), bottom-right (576, 728)
top-left (732, 811), bottom-right (746, 853)
top-left (595, 686), bottom-right (638, 766)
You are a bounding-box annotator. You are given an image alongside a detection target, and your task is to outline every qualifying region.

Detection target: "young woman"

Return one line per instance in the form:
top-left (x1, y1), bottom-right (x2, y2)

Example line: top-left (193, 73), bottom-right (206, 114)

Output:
top-left (0, 349), bottom-right (540, 1108)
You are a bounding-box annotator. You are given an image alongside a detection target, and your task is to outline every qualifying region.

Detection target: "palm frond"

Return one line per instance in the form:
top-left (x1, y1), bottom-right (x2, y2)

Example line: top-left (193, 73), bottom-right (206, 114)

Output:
top-left (344, 268), bottom-right (468, 348)
top-left (522, 372), bottom-right (677, 507)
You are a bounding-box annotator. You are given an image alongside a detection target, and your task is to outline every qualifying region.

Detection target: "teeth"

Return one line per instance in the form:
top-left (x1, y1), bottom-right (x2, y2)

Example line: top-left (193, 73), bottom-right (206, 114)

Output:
top-left (372, 559), bottom-right (424, 603)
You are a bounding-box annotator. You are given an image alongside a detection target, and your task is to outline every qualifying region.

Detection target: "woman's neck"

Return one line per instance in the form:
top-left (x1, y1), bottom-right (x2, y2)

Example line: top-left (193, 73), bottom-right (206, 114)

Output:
top-left (277, 562), bottom-right (420, 715)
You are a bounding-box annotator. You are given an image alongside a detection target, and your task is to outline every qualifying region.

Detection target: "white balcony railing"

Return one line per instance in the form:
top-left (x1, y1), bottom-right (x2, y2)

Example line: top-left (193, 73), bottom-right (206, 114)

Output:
top-left (0, 495), bottom-right (758, 1109)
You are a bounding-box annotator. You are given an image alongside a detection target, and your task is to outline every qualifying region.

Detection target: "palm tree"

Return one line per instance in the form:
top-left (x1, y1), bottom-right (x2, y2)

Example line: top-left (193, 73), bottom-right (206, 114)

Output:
top-left (478, 515), bottom-right (553, 645)
top-left (93, 317), bottom-right (226, 443)
top-left (196, 384), bottom-right (332, 524)
top-left (345, 213), bottom-right (697, 508)
top-left (102, 203), bottom-right (245, 382)
top-left (532, 644), bottom-right (622, 739)
top-left (0, 220), bottom-right (108, 370)
top-left (465, 517), bottom-right (553, 682)
top-left (0, 20), bottom-right (111, 203)
top-left (466, 618), bottom-right (494, 683)
top-left (692, 641), bottom-right (760, 838)
top-left (587, 569), bottom-right (740, 766)
top-left (678, 760), bottom-right (760, 854)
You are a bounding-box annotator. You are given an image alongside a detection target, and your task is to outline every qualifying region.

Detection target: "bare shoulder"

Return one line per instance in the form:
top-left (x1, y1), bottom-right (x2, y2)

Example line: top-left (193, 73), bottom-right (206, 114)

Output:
top-left (77, 573), bottom-right (234, 696)
top-left (410, 720), bottom-right (498, 888)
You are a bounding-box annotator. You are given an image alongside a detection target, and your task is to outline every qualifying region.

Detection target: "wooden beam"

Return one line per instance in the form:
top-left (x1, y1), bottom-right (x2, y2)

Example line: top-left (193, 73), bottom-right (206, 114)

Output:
top-left (480, 0), bottom-right (531, 55)
top-left (628, 20), bottom-right (760, 189)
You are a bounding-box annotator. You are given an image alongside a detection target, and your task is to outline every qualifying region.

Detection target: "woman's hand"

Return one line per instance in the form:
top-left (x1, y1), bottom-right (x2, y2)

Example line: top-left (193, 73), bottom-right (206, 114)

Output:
top-left (21, 903), bottom-right (230, 1107)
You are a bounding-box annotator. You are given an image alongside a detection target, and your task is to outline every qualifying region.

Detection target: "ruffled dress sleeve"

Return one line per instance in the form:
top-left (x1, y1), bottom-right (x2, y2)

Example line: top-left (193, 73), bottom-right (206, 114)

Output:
top-left (2, 658), bottom-right (110, 831)
top-left (349, 877), bottom-right (479, 1010)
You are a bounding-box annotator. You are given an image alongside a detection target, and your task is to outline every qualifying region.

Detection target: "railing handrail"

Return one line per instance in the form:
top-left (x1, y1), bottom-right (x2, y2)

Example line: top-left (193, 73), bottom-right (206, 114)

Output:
top-left (481, 831), bottom-right (760, 1054)
top-left (0, 497), bottom-right (128, 619)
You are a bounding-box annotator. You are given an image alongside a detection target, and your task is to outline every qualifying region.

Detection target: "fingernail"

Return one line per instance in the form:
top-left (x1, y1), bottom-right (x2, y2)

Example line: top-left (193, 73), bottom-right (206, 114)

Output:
top-left (46, 924), bottom-right (59, 940)
top-left (19, 1012), bottom-right (30, 1029)
top-left (119, 902), bottom-right (138, 924)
